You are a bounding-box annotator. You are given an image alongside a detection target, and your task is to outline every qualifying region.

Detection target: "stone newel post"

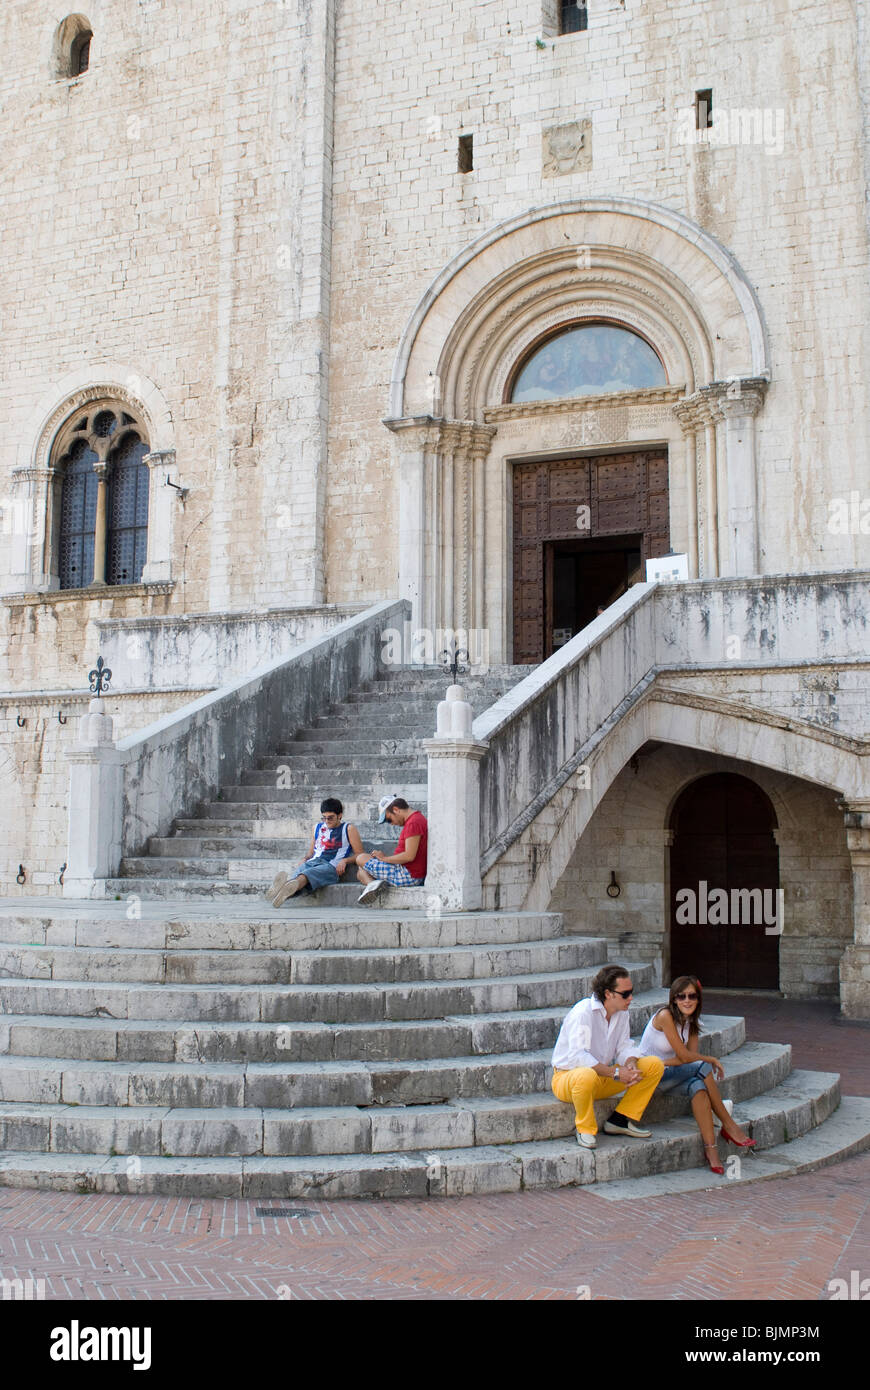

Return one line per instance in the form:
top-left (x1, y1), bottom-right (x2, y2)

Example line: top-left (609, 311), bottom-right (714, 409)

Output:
top-left (423, 685), bottom-right (488, 912)
top-left (63, 698), bottom-right (124, 899)
top-left (840, 801), bottom-right (870, 1019)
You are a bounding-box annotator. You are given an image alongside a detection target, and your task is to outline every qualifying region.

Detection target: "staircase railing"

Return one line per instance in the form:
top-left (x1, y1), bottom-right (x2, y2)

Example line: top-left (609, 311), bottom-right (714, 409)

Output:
top-left (63, 598), bottom-right (409, 896)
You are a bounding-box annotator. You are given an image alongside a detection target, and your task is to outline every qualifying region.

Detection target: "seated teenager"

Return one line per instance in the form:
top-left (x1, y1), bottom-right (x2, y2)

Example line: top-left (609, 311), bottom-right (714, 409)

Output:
top-left (353, 795), bottom-right (427, 904)
top-left (638, 974), bottom-right (756, 1174)
top-left (265, 798), bottom-right (364, 907)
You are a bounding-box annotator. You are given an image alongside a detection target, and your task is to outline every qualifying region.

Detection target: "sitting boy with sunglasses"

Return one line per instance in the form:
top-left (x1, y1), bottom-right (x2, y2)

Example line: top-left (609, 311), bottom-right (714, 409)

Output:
top-left (551, 963), bottom-right (665, 1148)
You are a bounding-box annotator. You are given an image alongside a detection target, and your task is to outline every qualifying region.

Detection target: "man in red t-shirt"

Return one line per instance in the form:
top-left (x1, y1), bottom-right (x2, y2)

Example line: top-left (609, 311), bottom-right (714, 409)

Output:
top-left (354, 795), bottom-right (428, 904)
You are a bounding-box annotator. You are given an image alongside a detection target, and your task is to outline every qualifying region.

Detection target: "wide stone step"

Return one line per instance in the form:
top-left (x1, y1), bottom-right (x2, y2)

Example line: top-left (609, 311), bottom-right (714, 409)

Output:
top-left (3, 1001), bottom-right (741, 1068)
top-left (0, 908), bottom-right (567, 953)
top-left (197, 798), bottom-right (427, 825)
top-left (147, 836), bottom-right (396, 858)
top-left (0, 965), bottom-right (641, 1026)
top-left (0, 936), bottom-right (644, 986)
top-left (237, 761), bottom-right (428, 783)
top-left (0, 1033), bottom-right (768, 1110)
top-left (261, 751), bottom-right (424, 766)
top-left (0, 1030), bottom-right (790, 1159)
top-left (2, 1081), bottom-right (862, 1198)
top-left (295, 724), bottom-right (426, 741)
top-left (221, 774), bottom-right (427, 798)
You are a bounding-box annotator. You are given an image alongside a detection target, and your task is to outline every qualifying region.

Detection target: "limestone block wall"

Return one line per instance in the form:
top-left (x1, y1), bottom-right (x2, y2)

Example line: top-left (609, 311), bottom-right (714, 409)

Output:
top-left (0, 0), bottom-right (335, 661)
top-left (327, 0), bottom-right (870, 599)
top-left (0, 689), bottom-right (206, 897)
top-left (548, 747), bottom-right (853, 998)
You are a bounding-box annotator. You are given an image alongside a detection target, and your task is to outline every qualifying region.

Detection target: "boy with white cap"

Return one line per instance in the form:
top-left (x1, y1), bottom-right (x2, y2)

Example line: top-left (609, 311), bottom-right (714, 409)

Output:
top-left (354, 795), bottom-right (428, 903)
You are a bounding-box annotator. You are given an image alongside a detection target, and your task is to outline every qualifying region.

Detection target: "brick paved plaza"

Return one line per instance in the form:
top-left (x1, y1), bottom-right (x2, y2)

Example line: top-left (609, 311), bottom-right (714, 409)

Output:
top-left (1, 995), bottom-right (867, 1304)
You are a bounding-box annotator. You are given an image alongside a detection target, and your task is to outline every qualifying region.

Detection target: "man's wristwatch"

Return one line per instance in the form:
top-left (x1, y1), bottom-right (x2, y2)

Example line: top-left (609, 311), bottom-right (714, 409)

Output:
top-left (614, 1066), bottom-right (620, 1081)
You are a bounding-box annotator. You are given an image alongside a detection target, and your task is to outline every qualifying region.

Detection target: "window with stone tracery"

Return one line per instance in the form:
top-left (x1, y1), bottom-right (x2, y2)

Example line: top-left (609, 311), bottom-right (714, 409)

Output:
top-left (53, 404), bottom-right (150, 589)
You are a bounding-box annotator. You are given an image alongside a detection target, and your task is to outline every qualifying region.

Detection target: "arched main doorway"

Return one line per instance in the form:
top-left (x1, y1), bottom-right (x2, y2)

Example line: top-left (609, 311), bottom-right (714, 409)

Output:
top-left (669, 773), bottom-right (780, 989)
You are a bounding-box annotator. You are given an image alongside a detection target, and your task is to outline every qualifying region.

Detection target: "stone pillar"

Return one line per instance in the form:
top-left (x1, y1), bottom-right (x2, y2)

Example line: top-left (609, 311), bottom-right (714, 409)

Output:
top-left (63, 698), bottom-right (124, 899)
top-left (91, 463), bottom-right (109, 586)
top-left (672, 399), bottom-right (700, 577)
top-left (384, 417), bottom-right (442, 633)
top-left (840, 801), bottom-right (870, 1019)
top-left (710, 379), bottom-right (768, 577)
top-left (140, 448), bottom-right (177, 584)
top-left (2, 467), bottom-right (49, 594)
top-left (423, 685), bottom-right (488, 911)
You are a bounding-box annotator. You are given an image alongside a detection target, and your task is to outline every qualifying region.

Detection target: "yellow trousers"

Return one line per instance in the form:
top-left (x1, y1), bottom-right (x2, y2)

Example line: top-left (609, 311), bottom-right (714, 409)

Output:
top-left (551, 1055), bottom-right (665, 1134)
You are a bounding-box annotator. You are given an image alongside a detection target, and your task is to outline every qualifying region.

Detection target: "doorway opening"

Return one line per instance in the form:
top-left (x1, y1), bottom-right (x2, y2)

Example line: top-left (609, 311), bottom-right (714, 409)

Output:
top-left (669, 772), bottom-right (780, 990)
top-left (511, 449), bottom-right (669, 664)
top-left (547, 535), bottom-right (643, 655)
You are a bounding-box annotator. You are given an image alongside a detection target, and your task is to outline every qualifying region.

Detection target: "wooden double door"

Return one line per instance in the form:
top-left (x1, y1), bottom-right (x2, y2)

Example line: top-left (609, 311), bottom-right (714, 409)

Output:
top-left (512, 450), bottom-right (669, 664)
top-left (669, 773), bottom-right (781, 990)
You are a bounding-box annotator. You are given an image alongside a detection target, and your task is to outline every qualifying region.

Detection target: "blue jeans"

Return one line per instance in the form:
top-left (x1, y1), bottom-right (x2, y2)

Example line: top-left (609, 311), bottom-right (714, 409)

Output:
top-left (656, 1059), bottom-right (712, 1100)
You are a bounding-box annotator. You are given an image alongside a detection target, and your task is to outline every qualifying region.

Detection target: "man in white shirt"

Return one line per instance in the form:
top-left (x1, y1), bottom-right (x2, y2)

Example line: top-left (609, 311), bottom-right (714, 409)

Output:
top-left (551, 963), bottom-right (665, 1148)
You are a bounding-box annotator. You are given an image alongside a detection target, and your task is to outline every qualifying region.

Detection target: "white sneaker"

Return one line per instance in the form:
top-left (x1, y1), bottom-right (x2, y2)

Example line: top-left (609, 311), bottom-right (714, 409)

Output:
top-left (576, 1131), bottom-right (597, 1149)
top-left (358, 880), bottom-right (385, 904)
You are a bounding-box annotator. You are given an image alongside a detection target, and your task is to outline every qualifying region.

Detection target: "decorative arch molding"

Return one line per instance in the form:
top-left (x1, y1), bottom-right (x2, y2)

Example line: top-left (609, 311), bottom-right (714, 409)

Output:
top-left (6, 369), bottom-right (178, 594)
top-left (498, 689), bottom-right (867, 917)
top-left (385, 201), bottom-right (772, 650)
top-left (390, 198), bottom-right (770, 419)
top-left (29, 367), bottom-right (175, 470)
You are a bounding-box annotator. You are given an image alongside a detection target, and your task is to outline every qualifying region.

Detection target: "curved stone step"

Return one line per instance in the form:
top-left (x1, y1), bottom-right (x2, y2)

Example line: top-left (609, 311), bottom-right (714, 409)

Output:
top-left (0, 908), bottom-right (568, 952)
top-left (0, 971), bottom-right (661, 1027)
top-left (0, 939), bottom-right (647, 986)
top-left (1, 1083), bottom-right (862, 1199)
top-left (3, 1001), bottom-right (741, 1067)
top-left (0, 1036), bottom-right (779, 1113)
top-left (0, 1037), bottom-right (804, 1161)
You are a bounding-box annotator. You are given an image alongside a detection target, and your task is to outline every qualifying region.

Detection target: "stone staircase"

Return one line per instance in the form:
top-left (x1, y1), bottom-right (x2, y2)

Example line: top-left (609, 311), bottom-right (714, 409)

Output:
top-left (108, 667), bottom-right (528, 902)
top-left (0, 900), bottom-right (867, 1197)
top-left (1, 665), bottom-right (868, 1197)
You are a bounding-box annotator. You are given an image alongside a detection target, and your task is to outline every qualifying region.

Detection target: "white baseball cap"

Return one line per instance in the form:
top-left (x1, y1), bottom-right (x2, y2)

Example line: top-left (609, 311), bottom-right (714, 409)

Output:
top-left (377, 794), bottom-right (400, 823)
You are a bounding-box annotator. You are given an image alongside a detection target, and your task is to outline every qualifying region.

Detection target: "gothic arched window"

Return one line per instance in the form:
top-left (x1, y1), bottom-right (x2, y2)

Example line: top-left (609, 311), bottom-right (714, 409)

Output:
top-left (509, 322), bottom-right (668, 402)
top-left (53, 403), bottom-right (150, 589)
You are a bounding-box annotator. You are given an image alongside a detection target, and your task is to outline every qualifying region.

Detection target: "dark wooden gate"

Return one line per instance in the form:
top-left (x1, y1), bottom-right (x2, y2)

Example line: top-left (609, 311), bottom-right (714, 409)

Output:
top-left (669, 773), bottom-right (780, 990)
top-left (512, 450), bottom-right (669, 664)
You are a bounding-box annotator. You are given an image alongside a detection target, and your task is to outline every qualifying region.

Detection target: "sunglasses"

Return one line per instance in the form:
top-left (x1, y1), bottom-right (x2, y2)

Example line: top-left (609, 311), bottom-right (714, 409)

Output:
top-left (675, 992), bottom-right (698, 1001)
top-left (611, 988), bottom-right (633, 998)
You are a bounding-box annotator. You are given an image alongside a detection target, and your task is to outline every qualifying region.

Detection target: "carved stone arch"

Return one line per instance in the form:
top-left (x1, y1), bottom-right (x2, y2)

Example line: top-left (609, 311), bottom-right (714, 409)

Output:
top-left (391, 198), bottom-right (770, 419)
top-left (385, 200), bottom-right (772, 655)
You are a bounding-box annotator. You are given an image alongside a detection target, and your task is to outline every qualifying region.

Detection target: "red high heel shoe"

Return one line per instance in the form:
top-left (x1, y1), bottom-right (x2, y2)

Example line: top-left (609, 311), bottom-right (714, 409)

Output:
top-left (721, 1127), bottom-right (756, 1149)
top-left (704, 1143), bottom-right (724, 1174)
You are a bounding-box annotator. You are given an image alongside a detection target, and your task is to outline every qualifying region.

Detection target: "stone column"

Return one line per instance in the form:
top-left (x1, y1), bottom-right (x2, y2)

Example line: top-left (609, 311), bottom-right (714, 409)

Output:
top-left (672, 399), bottom-right (700, 577)
top-left (63, 698), bottom-right (124, 898)
top-left (707, 379), bottom-right (768, 577)
top-left (91, 462), bottom-right (109, 586)
top-left (3, 466), bottom-right (50, 593)
top-left (423, 685), bottom-right (488, 911)
top-left (840, 801), bottom-right (870, 1019)
top-left (384, 417), bottom-right (443, 634)
top-left (140, 448), bottom-right (176, 584)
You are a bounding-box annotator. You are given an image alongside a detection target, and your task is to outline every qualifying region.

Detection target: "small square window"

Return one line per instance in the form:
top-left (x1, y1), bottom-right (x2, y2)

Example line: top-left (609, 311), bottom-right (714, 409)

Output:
top-left (560, 3), bottom-right (588, 34)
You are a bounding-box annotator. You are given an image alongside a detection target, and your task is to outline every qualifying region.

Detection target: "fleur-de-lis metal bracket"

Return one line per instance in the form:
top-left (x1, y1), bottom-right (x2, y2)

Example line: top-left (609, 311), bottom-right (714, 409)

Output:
top-left (88, 656), bottom-right (112, 697)
top-left (440, 641), bottom-right (469, 683)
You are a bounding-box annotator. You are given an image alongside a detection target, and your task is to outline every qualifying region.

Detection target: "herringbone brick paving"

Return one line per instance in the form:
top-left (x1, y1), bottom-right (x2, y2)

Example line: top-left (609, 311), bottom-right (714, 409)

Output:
top-left (0, 996), bottom-right (867, 1300)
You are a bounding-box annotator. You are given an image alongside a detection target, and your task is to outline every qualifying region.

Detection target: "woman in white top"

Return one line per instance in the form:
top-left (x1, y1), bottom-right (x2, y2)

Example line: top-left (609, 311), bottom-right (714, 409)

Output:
top-left (638, 975), bottom-right (756, 1174)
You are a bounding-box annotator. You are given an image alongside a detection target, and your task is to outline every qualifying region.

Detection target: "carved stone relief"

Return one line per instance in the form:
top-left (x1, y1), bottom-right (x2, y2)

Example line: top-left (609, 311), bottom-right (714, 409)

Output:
top-left (542, 121), bottom-right (593, 177)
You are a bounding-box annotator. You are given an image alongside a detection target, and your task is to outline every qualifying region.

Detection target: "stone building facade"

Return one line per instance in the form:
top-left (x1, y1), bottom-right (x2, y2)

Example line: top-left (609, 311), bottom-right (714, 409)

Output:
top-left (0, 1), bottom-right (868, 1009)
